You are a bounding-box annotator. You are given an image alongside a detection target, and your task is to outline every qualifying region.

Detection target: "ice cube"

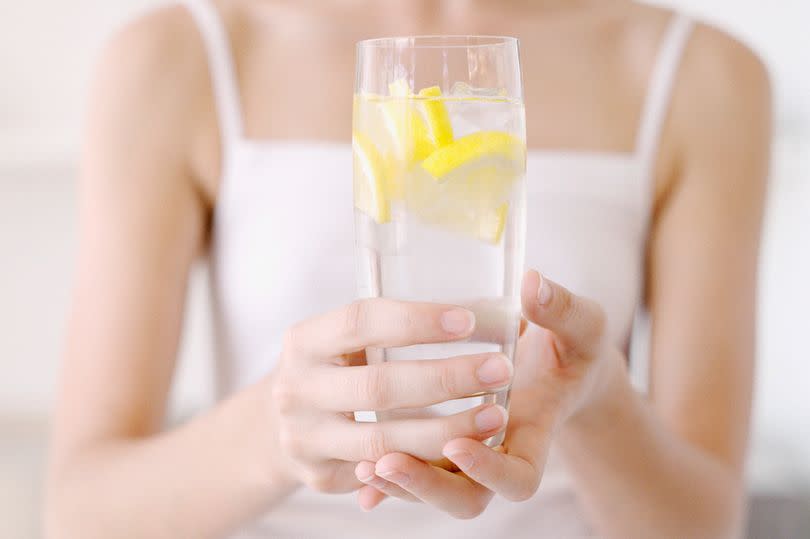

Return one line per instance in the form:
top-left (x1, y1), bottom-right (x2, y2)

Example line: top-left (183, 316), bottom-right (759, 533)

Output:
top-left (450, 82), bottom-right (506, 97)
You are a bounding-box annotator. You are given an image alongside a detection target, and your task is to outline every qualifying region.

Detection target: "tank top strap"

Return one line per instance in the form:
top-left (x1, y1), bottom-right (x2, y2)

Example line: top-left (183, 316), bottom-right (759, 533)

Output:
top-left (629, 15), bottom-right (694, 395)
top-left (635, 14), bottom-right (695, 180)
top-left (182, 0), bottom-right (244, 147)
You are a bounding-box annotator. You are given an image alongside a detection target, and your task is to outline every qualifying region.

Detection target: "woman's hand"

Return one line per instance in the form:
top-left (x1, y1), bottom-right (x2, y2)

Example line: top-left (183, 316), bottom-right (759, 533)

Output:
top-left (266, 299), bottom-right (515, 494)
top-left (353, 269), bottom-right (614, 516)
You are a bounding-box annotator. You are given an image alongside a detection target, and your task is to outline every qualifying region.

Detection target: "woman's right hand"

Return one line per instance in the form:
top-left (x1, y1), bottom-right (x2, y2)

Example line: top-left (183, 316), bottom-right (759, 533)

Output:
top-left (266, 298), bottom-right (514, 494)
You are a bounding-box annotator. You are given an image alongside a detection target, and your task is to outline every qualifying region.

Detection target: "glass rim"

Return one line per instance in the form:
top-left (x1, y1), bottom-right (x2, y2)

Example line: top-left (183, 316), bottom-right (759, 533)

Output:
top-left (356, 35), bottom-right (519, 49)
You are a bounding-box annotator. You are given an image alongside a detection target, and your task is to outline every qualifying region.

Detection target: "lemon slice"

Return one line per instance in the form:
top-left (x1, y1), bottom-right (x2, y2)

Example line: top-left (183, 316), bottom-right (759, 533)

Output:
top-left (380, 80), bottom-right (436, 166)
top-left (388, 78), bottom-right (412, 98)
top-left (417, 86), bottom-right (454, 148)
top-left (405, 131), bottom-right (524, 243)
top-left (352, 131), bottom-right (390, 223)
top-left (478, 203), bottom-right (509, 244)
top-left (421, 131), bottom-right (525, 181)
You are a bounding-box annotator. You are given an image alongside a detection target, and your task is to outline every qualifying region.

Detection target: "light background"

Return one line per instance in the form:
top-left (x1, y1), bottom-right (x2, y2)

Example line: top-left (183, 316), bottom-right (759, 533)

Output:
top-left (0, 1), bottom-right (808, 537)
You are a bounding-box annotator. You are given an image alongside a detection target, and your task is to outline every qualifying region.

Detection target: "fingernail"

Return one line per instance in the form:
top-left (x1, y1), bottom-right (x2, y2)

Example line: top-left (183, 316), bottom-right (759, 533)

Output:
top-left (378, 470), bottom-right (410, 486)
top-left (537, 274), bottom-right (553, 306)
top-left (358, 470), bottom-right (386, 488)
top-left (444, 450), bottom-right (474, 471)
top-left (476, 354), bottom-right (513, 386)
top-left (441, 309), bottom-right (475, 335)
top-left (475, 405), bottom-right (508, 433)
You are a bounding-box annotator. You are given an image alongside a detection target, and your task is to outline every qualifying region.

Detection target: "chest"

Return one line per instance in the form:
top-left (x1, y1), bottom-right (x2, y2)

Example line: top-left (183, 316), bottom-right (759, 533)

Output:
top-left (234, 21), bottom-right (644, 152)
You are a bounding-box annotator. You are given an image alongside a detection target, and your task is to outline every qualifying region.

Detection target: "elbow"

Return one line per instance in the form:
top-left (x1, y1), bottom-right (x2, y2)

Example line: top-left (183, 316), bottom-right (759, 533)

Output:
top-left (43, 463), bottom-right (87, 539)
top-left (43, 447), bottom-right (110, 539)
top-left (677, 479), bottom-right (747, 539)
top-left (43, 477), bottom-right (73, 539)
top-left (708, 494), bottom-right (748, 539)
top-left (615, 473), bottom-right (746, 539)
top-left (621, 494), bottom-right (744, 539)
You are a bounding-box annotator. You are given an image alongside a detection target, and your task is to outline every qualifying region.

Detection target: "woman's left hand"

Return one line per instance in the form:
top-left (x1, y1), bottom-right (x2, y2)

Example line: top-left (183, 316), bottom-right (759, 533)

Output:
top-left (354, 269), bottom-right (617, 517)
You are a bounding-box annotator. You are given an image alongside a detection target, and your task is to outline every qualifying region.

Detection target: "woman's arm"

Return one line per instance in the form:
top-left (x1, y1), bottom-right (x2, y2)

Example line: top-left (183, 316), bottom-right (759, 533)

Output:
top-left (45, 10), bottom-right (297, 538)
top-left (556, 26), bottom-right (771, 539)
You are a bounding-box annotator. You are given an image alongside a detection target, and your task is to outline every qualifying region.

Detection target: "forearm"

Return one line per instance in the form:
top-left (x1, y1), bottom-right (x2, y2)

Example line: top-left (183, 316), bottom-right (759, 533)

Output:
top-left (45, 377), bottom-right (297, 539)
top-left (558, 351), bottom-right (745, 539)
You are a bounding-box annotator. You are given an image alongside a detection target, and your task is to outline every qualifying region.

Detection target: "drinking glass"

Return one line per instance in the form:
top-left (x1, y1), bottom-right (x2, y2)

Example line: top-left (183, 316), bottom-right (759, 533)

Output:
top-left (353, 36), bottom-right (526, 447)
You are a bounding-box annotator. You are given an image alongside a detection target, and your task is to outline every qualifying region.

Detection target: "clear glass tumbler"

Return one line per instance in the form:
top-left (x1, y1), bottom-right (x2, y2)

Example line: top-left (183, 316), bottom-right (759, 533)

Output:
top-left (353, 36), bottom-right (526, 447)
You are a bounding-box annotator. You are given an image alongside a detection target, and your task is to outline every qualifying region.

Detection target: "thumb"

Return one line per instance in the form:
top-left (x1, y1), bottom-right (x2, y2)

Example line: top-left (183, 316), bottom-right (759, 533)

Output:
top-left (520, 270), bottom-right (606, 356)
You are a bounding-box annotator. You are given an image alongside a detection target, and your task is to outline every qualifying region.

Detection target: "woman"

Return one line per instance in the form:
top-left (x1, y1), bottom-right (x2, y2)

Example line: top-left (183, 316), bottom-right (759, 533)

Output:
top-left (45, 0), bottom-right (770, 537)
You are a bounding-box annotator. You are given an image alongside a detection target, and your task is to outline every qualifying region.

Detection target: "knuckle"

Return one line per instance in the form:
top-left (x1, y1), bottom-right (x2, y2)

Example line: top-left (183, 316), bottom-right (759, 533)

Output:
top-left (431, 415), bottom-right (462, 447)
top-left (276, 419), bottom-right (302, 456)
top-left (282, 324), bottom-right (303, 354)
top-left (344, 300), bottom-right (369, 340)
top-left (556, 288), bottom-right (577, 324)
top-left (435, 362), bottom-right (460, 398)
top-left (271, 382), bottom-right (298, 415)
top-left (360, 426), bottom-right (392, 460)
top-left (396, 303), bottom-right (416, 333)
top-left (591, 303), bottom-right (607, 340)
top-left (577, 299), bottom-right (607, 349)
top-left (358, 365), bottom-right (391, 409)
top-left (302, 466), bottom-right (337, 493)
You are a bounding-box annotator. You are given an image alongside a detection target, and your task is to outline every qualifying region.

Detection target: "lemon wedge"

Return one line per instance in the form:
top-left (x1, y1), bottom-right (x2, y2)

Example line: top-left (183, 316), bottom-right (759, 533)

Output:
top-left (478, 203), bottom-right (509, 244)
top-left (380, 80), bottom-right (436, 166)
top-left (404, 131), bottom-right (524, 244)
top-left (417, 86), bottom-right (454, 148)
top-left (352, 131), bottom-right (390, 223)
top-left (421, 131), bottom-right (525, 181)
top-left (388, 78), bottom-right (411, 98)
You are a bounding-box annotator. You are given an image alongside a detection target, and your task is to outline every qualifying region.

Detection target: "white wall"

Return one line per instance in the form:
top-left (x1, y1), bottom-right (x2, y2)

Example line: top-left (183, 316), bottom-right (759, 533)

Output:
top-left (0, 0), bottom-right (164, 164)
top-left (0, 0), bottom-right (808, 489)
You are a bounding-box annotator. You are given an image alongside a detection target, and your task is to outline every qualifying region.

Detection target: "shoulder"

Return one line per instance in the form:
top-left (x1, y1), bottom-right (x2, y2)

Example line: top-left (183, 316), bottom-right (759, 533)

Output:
top-left (670, 21), bottom-right (772, 170)
top-left (621, 3), bottom-right (769, 102)
top-left (88, 5), bottom-right (221, 201)
top-left (661, 20), bottom-right (771, 211)
top-left (96, 5), bottom-right (207, 97)
top-left (89, 5), bottom-right (212, 138)
top-left (681, 21), bottom-right (771, 110)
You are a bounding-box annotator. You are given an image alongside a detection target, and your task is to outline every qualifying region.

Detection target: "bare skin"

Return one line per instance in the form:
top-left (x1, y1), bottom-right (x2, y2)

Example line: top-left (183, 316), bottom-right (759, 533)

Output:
top-left (45, 1), bottom-right (770, 538)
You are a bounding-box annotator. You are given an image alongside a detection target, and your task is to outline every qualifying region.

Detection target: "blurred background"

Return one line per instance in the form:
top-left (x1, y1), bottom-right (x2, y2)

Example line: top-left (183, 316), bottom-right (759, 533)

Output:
top-left (1, 1), bottom-right (808, 537)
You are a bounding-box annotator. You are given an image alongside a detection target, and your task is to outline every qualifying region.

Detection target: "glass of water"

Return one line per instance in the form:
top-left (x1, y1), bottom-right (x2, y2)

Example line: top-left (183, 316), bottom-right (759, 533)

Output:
top-left (353, 36), bottom-right (526, 447)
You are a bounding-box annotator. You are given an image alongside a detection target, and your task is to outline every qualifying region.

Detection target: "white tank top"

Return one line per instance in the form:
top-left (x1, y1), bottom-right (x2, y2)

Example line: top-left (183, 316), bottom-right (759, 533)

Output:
top-left (182, 1), bottom-right (693, 537)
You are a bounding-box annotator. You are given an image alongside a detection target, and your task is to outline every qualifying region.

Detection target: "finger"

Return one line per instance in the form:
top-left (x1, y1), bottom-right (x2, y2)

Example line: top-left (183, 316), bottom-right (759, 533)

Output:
top-left (521, 270), bottom-right (605, 355)
top-left (305, 352), bottom-right (513, 411)
top-left (323, 404), bottom-right (509, 462)
top-left (285, 299), bottom-right (475, 361)
top-left (319, 459), bottom-right (368, 493)
top-left (357, 484), bottom-right (387, 511)
top-left (355, 461), bottom-right (418, 503)
top-left (442, 421), bottom-right (551, 502)
top-left (374, 453), bottom-right (494, 519)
